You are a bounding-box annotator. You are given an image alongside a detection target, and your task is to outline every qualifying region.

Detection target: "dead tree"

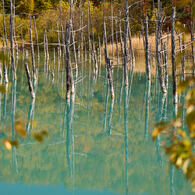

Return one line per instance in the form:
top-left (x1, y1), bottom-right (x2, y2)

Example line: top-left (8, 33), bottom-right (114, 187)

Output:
top-left (2, 0), bottom-right (8, 52)
top-left (118, 11), bottom-right (124, 56)
top-left (30, 16), bottom-right (36, 80)
top-left (111, 0), bottom-right (114, 58)
top-left (128, 21), bottom-right (135, 69)
top-left (103, 22), bottom-right (115, 100)
top-left (12, 0), bottom-right (18, 59)
top-left (190, 1), bottom-right (195, 73)
top-left (123, 0), bottom-right (129, 87)
top-left (0, 63), bottom-right (2, 81)
top-left (65, 21), bottom-right (75, 100)
top-left (171, 7), bottom-right (177, 104)
top-left (33, 16), bottom-right (40, 60)
top-left (144, 14), bottom-right (151, 80)
top-left (156, 1), bottom-right (167, 93)
top-left (87, 0), bottom-right (92, 63)
top-left (163, 42), bottom-right (168, 89)
top-left (10, 0), bottom-right (16, 80)
top-left (25, 62), bottom-right (35, 99)
top-left (56, 19), bottom-right (61, 58)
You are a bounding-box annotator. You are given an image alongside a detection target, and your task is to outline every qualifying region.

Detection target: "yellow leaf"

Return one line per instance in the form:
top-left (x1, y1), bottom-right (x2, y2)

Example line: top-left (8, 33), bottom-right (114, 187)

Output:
top-left (0, 85), bottom-right (6, 93)
top-left (186, 111), bottom-right (195, 132)
top-left (14, 121), bottom-right (27, 137)
top-left (3, 139), bottom-right (18, 150)
top-left (3, 139), bottom-right (12, 150)
top-left (177, 129), bottom-right (187, 138)
top-left (173, 119), bottom-right (182, 128)
top-left (32, 133), bottom-right (43, 142)
top-left (177, 78), bottom-right (195, 94)
top-left (176, 156), bottom-right (183, 168)
top-left (152, 128), bottom-right (160, 140)
top-left (41, 130), bottom-right (48, 136)
top-left (182, 159), bottom-right (190, 174)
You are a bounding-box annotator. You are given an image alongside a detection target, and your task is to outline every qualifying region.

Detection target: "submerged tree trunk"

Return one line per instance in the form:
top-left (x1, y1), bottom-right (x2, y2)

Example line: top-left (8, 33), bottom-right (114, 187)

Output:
top-left (190, 1), bottom-right (195, 73)
top-left (144, 14), bottom-right (151, 80)
top-left (30, 16), bottom-right (36, 80)
top-left (103, 22), bottom-right (115, 100)
top-left (156, 1), bottom-right (167, 94)
top-left (33, 16), bottom-right (40, 61)
top-left (10, 0), bottom-right (16, 80)
top-left (65, 21), bottom-right (75, 100)
top-left (25, 62), bottom-right (35, 99)
top-left (171, 7), bottom-right (177, 105)
top-left (123, 0), bottom-right (129, 87)
top-left (2, 0), bottom-right (8, 52)
top-left (163, 42), bottom-right (168, 89)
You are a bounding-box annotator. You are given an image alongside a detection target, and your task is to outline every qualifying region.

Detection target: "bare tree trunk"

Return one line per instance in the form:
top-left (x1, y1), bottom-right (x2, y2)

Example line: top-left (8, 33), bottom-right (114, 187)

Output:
top-left (87, 0), bottom-right (92, 63)
top-left (20, 27), bottom-right (25, 60)
top-left (71, 26), bottom-right (78, 78)
top-left (30, 16), bottom-right (36, 80)
top-left (123, 0), bottom-right (129, 87)
top-left (181, 33), bottom-right (186, 80)
top-left (59, 3), bottom-right (65, 56)
top-left (118, 11), bottom-right (124, 57)
top-left (103, 22), bottom-right (115, 99)
top-left (2, 0), bottom-right (8, 52)
top-left (144, 14), bottom-right (151, 80)
top-left (44, 30), bottom-right (49, 73)
top-left (98, 36), bottom-right (102, 74)
top-left (156, 1), bottom-right (167, 93)
top-left (10, 0), bottom-right (16, 80)
top-left (128, 21), bottom-right (135, 69)
top-left (111, 0), bottom-right (114, 58)
top-left (3, 60), bottom-right (8, 85)
top-left (33, 16), bottom-right (40, 61)
top-left (115, 20), bottom-right (119, 71)
top-left (65, 21), bottom-right (75, 100)
top-left (25, 62), bottom-right (35, 99)
top-left (171, 7), bottom-right (177, 104)
top-left (163, 42), bottom-right (168, 89)
top-left (92, 33), bottom-right (98, 76)
top-left (12, 0), bottom-right (18, 59)
top-left (44, 31), bottom-right (46, 73)
top-left (56, 19), bottom-right (61, 58)
top-left (190, 1), bottom-right (195, 73)
top-left (79, 0), bottom-right (83, 60)
top-left (0, 63), bottom-right (2, 81)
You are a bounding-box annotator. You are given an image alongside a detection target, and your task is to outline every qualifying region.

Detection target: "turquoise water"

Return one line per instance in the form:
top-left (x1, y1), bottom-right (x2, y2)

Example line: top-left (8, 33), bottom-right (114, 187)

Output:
top-left (0, 55), bottom-right (192, 195)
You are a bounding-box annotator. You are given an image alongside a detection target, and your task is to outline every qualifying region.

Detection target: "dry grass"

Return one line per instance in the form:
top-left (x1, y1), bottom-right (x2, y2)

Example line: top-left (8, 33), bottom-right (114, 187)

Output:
top-left (105, 33), bottom-right (193, 58)
top-left (102, 33), bottom-right (194, 74)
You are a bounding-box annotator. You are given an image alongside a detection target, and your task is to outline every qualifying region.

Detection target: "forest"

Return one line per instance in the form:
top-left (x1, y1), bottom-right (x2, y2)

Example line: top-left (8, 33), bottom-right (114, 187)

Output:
top-left (0, 0), bottom-right (194, 195)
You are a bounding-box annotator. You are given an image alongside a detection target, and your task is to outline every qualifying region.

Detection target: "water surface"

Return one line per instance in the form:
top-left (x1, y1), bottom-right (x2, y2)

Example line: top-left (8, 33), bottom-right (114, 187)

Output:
top-left (0, 54), bottom-right (192, 195)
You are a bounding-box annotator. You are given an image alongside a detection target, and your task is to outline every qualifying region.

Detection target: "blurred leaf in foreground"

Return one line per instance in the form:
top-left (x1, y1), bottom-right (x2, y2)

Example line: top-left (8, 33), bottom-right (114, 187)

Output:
top-left (153, 76), bottom-right (195, 191)
top-left (14, 121), bottom-right (27, 137)
top-left (3, 139), bottom-right (19, 150)
top-left (0, 85), bottom-right (6, 93)
top-left (32, 130), bottom-right (48, 142)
